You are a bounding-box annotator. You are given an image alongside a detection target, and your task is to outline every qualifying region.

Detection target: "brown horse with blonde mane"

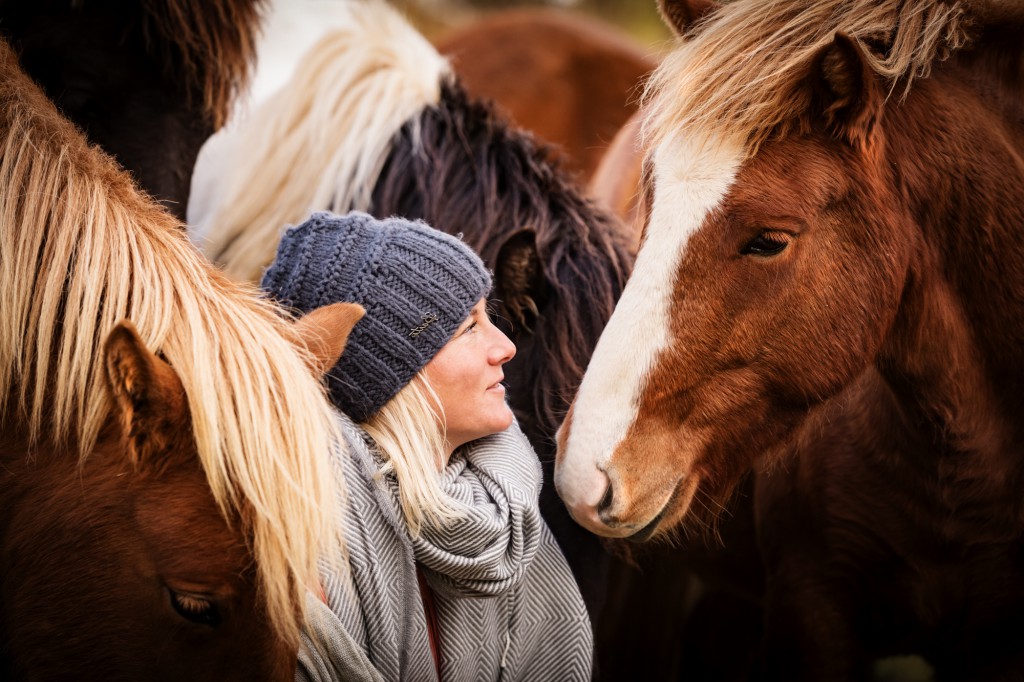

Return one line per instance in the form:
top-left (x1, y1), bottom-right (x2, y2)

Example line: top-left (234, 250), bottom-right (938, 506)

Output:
top-left (557, 0), bottom-right (1024, 678)
top-left (0, 0), bottom-right (264, 218)
top-left (0, 37), bottom-right (353, 678)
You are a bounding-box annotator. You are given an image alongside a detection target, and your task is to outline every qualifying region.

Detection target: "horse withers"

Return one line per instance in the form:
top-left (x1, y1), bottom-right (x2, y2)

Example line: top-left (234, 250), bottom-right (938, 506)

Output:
top-left (557, 0), bottom-right (1024, 678)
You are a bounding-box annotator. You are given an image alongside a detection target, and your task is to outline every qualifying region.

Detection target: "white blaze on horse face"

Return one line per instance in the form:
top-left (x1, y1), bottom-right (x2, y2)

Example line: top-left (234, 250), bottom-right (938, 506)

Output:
top-left (556, 131), bottom-right (742, 517)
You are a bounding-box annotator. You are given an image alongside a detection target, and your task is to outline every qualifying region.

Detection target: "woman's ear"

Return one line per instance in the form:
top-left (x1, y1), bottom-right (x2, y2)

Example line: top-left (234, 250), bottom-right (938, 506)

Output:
top-left (292, 302), bottom-right (366, 377)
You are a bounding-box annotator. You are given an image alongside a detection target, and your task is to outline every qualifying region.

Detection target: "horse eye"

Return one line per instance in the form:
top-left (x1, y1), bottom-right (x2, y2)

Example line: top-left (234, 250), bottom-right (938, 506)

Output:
top-left (168, 588), bottom-right (221, 627)
top-left (740, 231), bottom-right (790, 256)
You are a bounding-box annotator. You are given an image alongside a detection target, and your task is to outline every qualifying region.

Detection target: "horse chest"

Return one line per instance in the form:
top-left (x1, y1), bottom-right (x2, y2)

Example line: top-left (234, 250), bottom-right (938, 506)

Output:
top-left (760, 427), bottom-right (1024, 660)
top-left (878, 542), bottom-right (1024, 629)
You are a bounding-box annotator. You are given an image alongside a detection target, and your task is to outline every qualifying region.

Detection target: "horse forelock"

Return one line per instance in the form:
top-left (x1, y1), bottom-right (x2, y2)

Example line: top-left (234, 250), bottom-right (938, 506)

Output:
top-left (139, 0), bottom-right (265, 128)
top-left (0, 41), bottom-right (343, 648)
top-left (557, 131), bottom-right (742, 516)
top-left (371, 80), bottom-right (633, 449)
top-left (642, 0), bottom-right (970, 160)
top-left (200, 0), bottom-right (450, 282)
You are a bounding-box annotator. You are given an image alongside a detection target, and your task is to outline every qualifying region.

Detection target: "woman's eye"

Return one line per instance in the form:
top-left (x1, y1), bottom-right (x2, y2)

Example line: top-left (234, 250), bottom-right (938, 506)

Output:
top-left (168, 588), bottom-right (221, 627)
top-left (463, 322), bottom-right (478, 335)
top-left (740, 231), bottom-right (791, 256)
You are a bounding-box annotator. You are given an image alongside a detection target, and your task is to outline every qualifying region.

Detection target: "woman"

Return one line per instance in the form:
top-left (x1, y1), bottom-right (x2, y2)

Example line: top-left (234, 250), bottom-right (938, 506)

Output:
top-left (262, 211), bottom-right (593, 681)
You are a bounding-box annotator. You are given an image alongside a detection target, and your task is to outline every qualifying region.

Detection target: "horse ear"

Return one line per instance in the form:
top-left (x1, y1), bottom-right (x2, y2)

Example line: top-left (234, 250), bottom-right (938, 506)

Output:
top-left (813, 33), bottom-right (885, 152)
top-left (658, 0), bottom-right (719, 37)
top-left (495, 229), bottom-right (546, 331)
top-left (292, 302), bottom-right (366, 377)
top-left (103, 321), bottom-right (188, 466)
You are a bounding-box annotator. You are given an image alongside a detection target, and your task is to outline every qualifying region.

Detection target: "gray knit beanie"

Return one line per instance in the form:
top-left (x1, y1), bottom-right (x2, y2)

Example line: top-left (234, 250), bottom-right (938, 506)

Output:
top-left (262, 211), bottom-right (492, 422)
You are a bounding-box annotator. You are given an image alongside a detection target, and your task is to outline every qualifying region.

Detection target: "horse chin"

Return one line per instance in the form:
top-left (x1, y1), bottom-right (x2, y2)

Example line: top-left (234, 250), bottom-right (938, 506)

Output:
top-left (626, 473), bottom-right (701, 543)
top-left (627, 508), bottom-right (666, 543)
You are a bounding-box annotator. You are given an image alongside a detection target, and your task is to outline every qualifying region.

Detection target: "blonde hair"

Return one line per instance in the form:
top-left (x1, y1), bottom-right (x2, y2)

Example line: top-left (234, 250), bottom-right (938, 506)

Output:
top-left (361, 373), bottom-right (465, 535)
top-left (0, 40), bottom-right (342, 647)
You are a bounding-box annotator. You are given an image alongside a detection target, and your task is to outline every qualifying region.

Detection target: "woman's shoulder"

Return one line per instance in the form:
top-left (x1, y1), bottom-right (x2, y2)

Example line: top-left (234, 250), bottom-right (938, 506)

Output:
top-left (334, 409), bottom-right (367, 443)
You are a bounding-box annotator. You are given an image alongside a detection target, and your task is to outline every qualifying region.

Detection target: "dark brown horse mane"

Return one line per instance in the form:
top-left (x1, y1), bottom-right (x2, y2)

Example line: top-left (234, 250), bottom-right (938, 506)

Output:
top-left (0, 0), bottom-right (263, 217)
top-left (137, 0), bottom-right (264, 127)
top-left (370, 80), bottom-right (634, 451)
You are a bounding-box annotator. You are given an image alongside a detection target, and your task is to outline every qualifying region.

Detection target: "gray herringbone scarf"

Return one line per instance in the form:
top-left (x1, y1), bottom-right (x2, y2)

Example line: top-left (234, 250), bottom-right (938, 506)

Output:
top-left (300, 412), bottom-right (592, 681)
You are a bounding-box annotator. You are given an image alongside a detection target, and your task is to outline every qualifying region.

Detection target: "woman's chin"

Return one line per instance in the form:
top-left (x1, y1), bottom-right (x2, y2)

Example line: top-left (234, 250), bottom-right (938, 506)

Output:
top-left (486, 405), bottom-right (515, 436)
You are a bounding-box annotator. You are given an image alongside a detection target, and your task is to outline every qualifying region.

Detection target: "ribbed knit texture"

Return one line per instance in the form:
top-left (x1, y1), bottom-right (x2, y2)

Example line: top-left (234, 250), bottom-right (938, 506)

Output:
top-left (262, 211), bottom-right (492, 421)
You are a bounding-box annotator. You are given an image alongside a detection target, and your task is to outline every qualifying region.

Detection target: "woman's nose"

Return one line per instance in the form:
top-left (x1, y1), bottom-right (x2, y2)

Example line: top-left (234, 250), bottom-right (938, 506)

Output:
top-left (491, 327), bottom-right (516, 364)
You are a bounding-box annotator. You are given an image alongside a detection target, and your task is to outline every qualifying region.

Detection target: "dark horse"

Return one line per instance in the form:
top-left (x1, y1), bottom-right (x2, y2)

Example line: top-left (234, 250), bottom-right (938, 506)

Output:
top-left (0, 37), bottom-right (356, 679)
top-left (558, 0), bottom-right (1024, 678)
top-left (0, 0), bottom-right (263, 218)
top-left (190, 0), bottom-right (633, 625)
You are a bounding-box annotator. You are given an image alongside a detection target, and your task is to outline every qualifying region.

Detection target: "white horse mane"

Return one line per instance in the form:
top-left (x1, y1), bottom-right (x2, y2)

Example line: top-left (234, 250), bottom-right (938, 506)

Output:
top-left (190, 0), bottom-right (450, 282)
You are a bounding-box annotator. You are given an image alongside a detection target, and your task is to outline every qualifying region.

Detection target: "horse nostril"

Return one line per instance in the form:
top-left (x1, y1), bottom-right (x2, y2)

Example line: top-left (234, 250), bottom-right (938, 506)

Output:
top-left (597, 481), bottom-right (613, 518)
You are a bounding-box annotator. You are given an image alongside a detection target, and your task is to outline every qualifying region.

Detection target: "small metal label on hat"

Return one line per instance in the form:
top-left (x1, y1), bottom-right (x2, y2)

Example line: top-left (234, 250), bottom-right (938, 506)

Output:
top-left (409, 312), bottom-right (439, 338)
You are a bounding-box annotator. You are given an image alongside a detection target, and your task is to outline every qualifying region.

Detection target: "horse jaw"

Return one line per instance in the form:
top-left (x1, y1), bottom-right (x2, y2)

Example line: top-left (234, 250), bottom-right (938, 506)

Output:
top-left (555, 131), bottom-right (742, 538)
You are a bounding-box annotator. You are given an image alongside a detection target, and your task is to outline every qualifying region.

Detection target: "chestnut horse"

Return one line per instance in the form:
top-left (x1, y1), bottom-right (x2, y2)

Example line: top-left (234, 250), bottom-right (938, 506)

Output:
top-left (435, 7), bottom-right (656, 181)
top-left (558, 0), bottom-right (1024, 678)
top-left (188, 0), bottom-right (632, 623)
top-left (0, 39), bottom-right (351, 678)
top-left (0, 0), bottom-right (263, 218)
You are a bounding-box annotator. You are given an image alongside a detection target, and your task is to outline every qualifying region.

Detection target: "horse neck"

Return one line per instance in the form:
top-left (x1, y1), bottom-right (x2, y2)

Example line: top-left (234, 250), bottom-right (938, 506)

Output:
top-left (878, 42), bottom-right (1024, 491)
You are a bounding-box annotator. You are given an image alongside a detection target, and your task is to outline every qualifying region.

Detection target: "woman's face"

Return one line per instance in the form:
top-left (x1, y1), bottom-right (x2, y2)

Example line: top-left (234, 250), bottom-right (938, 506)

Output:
top-left (424, 298), bottom-right (516, 454)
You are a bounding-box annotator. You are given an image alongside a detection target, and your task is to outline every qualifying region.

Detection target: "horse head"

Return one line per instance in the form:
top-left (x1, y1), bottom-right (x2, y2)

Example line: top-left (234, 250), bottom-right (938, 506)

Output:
top-left (0, 303), bottom-right (363, 679)
top-left (556, 0), bottom-right (1020, 541)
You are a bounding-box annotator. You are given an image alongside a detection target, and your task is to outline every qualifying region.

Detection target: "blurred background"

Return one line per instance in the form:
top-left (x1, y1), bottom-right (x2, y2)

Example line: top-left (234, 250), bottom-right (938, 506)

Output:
top-left (376, 0), bottom-right (673, 190)
top-left (392, 0), bottom-right (674, 44)
top-left (246, 0), bottom-right (674, 186)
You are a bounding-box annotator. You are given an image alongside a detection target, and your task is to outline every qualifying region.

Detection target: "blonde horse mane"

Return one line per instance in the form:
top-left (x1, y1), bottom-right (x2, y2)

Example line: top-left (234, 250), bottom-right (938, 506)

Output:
top-left (643, 0), bottom-right (970, 158)
top-left (197, 0), bottom-right (450, 283)
top-left (0, 41), bottom-right (342, 647)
